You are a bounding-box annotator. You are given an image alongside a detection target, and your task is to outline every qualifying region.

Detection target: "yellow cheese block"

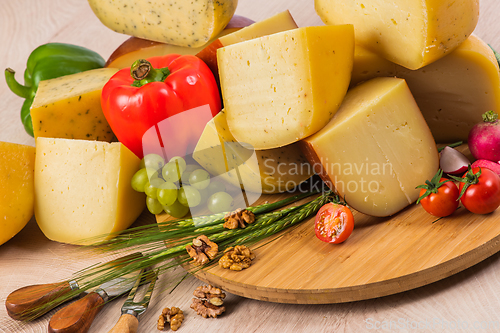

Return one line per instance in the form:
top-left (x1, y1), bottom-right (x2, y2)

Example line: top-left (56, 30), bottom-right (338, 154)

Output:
top-left (351, 35), bottom-right (500, 143)
top-left (315, 0), bottom-right (479, 70)
top-left (301, 78), bottom-right (439, 217)
top-left (218, 25), bottom-right (354, 149)
top-left (0, 142), bottom-right (35, 246)
top-left (219, 10), bottom-right (298, 45)
top-left (88, 0), bottom-right (238, 48)
top-left (193, 110), bottom-right (313, 194)
top-left (34, 138), bottom-right (145, 245)
top-left (31, 68), bottom-right (117, 142)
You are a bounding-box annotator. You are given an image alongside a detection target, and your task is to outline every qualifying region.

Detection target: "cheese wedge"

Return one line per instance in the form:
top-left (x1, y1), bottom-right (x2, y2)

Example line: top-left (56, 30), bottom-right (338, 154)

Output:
top-left (31, 68), bottom-right (117, 142)
top-left (0, 142), bottom-right (35, 246)
top-left (315, 0), bottom-right (479, 69)
top-left (196, 10), bottom-right (298, 82)
top-left (88, 0), bottom-right (238, 48)
top-left (34, 138), bottom-right (145, 245)
top-left (301, 78), bottom-right (439, 217)
top-left (351, 35), bottom-right (500, 143)
top-left (193, 110), bottom-right (313, 194)
top-left (218, 25), bottom-right (354, 149)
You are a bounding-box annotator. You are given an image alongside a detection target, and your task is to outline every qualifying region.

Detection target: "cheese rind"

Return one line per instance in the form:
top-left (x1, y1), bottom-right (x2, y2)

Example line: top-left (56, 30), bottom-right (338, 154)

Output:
top-left (193, 110), bottom-right (313, 193)
top-left (218, 25), bottom-right (354, 149)
top-left (351, 35), bottom-right (500, 143)
top-left (0, 142), bottom-right (35, 246)
top-left (315, 0), bottom-right (479, 69)
top-left (31, 68), bottom-right (117, 142)
top-left (301, 78), bottom-right (439, 217)
top-left (88, 0), bottom-right (238, 48)
top-left (34, 138), bottom-right (145, 245)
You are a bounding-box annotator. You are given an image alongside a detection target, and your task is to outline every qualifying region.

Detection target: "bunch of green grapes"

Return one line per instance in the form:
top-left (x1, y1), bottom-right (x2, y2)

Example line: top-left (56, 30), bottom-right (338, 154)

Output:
top-left (131, 154), bottom-right (235, 217)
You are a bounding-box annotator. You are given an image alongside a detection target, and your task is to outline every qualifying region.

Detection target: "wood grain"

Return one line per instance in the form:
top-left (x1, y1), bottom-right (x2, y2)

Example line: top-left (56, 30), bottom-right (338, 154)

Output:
top-left (2, 0), bottom-right (500, 333)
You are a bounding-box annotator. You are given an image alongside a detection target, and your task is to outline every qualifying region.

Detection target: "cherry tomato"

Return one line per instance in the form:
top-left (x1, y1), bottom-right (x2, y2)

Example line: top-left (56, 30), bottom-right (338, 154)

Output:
top-left (418, 178), bottom-right (459, 217)
top-left (314, 203), bottom-right (354, 244)
top-left (459, 167), bottom-right (500, 214)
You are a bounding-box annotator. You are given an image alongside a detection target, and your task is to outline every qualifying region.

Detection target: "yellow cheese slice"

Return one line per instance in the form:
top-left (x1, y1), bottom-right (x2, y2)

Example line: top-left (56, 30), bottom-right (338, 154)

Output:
top-left (351, 35), bottom-right (500, 143)
top-left (301, 77), bottom-right (439, 217)
top-left (0, 142), bottom-right (35, 246)
top-left (218, 25), bottom-right (354, 149)
top-left (88, 0), bottom-right (238, 48)
top-left (315, 0), bottom-right (479, 69)
top-left (193, 110), bottom-right (313, 194)
top-left (31, 68), bottom-right (117, 142)
top-left (34, 138), bottom-right (145, 245)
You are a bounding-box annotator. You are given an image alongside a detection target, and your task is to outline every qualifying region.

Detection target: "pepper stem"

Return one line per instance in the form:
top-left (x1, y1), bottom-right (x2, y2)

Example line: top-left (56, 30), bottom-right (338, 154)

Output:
top-left (5, 68), bottom-right (31, 98)
top-left (482, 110), bottom-right (498, 123)
top-left (130, 59), bottom-right (170, 87)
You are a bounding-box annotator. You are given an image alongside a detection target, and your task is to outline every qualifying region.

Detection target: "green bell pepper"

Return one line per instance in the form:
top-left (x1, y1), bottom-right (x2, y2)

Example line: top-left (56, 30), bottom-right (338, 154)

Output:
top-left (4, 43), bottom-right (106, 137)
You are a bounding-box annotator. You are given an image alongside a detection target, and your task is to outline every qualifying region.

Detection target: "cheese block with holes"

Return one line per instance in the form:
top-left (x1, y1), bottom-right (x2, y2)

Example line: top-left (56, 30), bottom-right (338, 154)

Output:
top-left (34, 138), bottom-right (145, 245)
top-left (300, 77), bottom-right (439, 217)
top-left (218, 25), bottom-right (354, 149)
top-left (315, 0), bottom-right (479, 69)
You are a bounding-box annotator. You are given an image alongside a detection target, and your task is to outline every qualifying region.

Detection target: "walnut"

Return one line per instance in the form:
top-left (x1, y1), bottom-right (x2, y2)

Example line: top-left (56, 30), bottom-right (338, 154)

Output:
top-left (157, 307), bottom-right (184, 331)
top-left (218, 245), bottom-right (255, 271)
top-left (223, 208), bottom-right (255, 229)
top-left (190, 298), bottom-right (226, 318)
top-left (191, 285), bottom-right (226, 318)
top-left (186, 235), bottom-right (218, 265)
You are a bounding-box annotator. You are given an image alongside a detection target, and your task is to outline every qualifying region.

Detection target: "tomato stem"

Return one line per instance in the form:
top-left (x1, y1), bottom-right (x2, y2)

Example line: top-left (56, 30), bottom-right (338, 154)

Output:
top-left (415, 169), bottom-right (453, 204)
top-left (130, 59), bottom-right (170, 87)
top-left (449, 165), bottom-right (480, 200)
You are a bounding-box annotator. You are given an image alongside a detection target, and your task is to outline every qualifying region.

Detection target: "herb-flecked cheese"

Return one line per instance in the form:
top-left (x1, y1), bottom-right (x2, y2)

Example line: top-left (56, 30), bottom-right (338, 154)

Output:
top-left (30, 68), bottom-right (117, 142)
top-left (88, 0), bottom-right (238, 48)
top-left (193, 110), bottom-right (313, 194)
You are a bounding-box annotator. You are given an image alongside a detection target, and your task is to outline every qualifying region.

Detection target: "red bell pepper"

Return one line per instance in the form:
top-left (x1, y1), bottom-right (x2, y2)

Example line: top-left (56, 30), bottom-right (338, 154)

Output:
top-left (101, 54), bottom-right (221, 159)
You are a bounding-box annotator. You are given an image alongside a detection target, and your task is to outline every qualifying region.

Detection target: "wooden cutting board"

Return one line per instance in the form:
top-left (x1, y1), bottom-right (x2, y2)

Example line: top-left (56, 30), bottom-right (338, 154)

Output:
top-left (156, 147), bottom-right (500, 304)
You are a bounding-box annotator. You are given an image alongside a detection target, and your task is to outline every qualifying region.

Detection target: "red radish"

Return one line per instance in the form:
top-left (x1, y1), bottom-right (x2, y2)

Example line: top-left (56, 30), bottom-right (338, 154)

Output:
top-left (439, 146), bottom-right (470, 175)
top-left (471, 159), bottom-right (500, 176)
top-left (468, 110), bottom-right (500, 161)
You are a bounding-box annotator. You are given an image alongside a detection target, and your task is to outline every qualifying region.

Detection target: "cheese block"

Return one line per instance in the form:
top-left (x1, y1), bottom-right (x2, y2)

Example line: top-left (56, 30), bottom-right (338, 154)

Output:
top-left (193, 110), bottom-right (313, 194)
top-left (301, 77), bottom-right (439, 217)
top-left (0, 142), bottom-right (35, 246)
top-left (197, 10), bottom-right (298, 82)
top-left (351, 35), bottom-right (500, 143)
top-left (31, 68), bottom-right (117, 141)
top-left (218, 25), bottom-right (354, 149)
top-left (315, 0), bottom-right (479, 70)
top-left (34, 138), bottom-right (145, 245)
top-left (88, 0), bottom-right (238, 48)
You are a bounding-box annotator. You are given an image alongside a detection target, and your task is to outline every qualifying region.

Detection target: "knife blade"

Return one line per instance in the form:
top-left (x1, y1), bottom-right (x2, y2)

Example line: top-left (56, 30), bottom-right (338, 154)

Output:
top-left (5, 252), bottom-right (142, 321)
top-left (48, 268), bottom-right (143, 333)
top-left (108, 269), bottom-right (158, 333)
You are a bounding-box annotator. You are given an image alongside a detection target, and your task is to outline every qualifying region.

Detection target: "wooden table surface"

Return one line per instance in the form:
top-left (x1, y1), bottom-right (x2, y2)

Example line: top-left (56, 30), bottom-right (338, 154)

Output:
top-left (2, 1), bottom-right (500, 332)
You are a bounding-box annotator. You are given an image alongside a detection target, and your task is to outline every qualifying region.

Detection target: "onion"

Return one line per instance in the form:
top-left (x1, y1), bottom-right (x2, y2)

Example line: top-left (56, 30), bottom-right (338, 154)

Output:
top-left (439, 146), bottom-right (470, 175)
top-left (468, 110), bottom-right (500, 161)
top-left (471, 159), bottom-right (500, 176)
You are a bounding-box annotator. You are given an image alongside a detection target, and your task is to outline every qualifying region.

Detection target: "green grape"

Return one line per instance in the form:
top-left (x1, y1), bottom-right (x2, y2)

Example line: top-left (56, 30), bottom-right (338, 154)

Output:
top-left (206, 180), bottom-right (226, 197)
top-left (157, 181), bottom-right (178, 206)
top-left (131, 168), bottom-right (149, 192)
top-left (169, 156), bottom-right (187, 174)
top-left (189, 169), bottom-right (211, 190)
top-left (178, 185), bottom-right (202, 207)
top-left (144, 181), bottom-right (158, 199)
top-left (140, 154), bottom-right (165, 170)
top-left (198, 187), bottom-right (209, 204)
top-left (163, 200), bottom-right (189, 218)
top-left (146, 197), bottom-right (164, 215)
top-left (180, 164), bottom-right (201, 184)
top-left (161, 162), bottom-right (182, 182)
top-left (207, 192), bottom-right (234, 213)
top-left (149, 176), bottom-right (165, 188)
top-left (145, 168), bottom-right (161, 182)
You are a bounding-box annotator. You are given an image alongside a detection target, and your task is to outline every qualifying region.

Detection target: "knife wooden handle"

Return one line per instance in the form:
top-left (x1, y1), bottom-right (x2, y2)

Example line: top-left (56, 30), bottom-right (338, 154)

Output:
top-left (5, 281), bottom-right (74, 320)
top-left (48, 292), bottom-right (105, 333)
top-left (107, 314), bottom-right (139, 333)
